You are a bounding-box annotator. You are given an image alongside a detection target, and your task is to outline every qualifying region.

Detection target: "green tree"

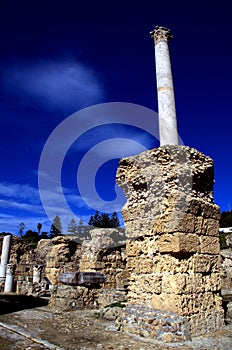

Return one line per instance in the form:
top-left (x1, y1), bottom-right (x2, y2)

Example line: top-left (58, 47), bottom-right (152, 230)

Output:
top-left (22, 230), bottom-right (39, 247)
top-left (77, 217), bottom-right (91, 240)
top-left (37, 223), bottom-right (42, 235)
top-left (67, 218), bottom-right (78, 235)
top-left (110, 212), bottom-right (120, 228)
top-left (50, 215), bottom-right (62, 238)
top-left (88, 211), bottom-right (120, 228)
top-left (40, 231), bottom-right (49, 239)
top-left (220, 211), bottom-right (232, 227)
top-left (18, 222), bottom-right (25, 237)
top-left (88, 210), bottom-right (101, 227)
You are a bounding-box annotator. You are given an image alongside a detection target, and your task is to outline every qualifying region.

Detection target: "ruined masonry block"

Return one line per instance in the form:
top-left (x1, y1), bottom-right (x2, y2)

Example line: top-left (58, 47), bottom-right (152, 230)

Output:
top-left (187, 199), bottom-right (221, 220)
top-left (159, 233), bottom-right (200, 254)
top-left (190, 254), bottom-right (220, 273)
top-left (151, 292), bottom-right (222, 316)
top-left (116, 145), bottom-right (224, 338)
top-left (202, 218), bottom-right (220, 237)
top-left (129, 272), bottom-right (162, 294)
top-left (200, 236), bottom-right (220, 255)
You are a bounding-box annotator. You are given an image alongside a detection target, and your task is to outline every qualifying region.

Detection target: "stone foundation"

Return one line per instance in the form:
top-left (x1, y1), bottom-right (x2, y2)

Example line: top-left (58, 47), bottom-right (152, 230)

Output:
top-left (116, 145), bottom-right (224, 339)
top-left (118, 305), bottom-right (191, 342)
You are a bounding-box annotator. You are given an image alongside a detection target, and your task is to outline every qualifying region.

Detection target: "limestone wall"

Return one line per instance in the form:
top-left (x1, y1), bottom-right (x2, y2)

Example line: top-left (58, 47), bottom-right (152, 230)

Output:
top-left (116, 145), bottom-right (224, 338)
top-left (48, 228), bottom-right (128, 309)
top-left (221, 249), bottom-right (232, 292)
top-left (0, 235), bottom-right (82, 294)
top-left (41, 237), bottom-right (82, 284)
top-left (79, 228), bottom-right (128, 307)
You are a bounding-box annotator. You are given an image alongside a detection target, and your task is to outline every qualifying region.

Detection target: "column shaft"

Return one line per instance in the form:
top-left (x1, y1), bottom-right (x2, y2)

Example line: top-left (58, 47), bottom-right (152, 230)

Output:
top-left (0, 235), bottom-right (11, 280)
top-left (151, 26), bottom-right (178, 146)
top-left (4, 264), bottom-right (14, 293)
top-left (33, 265), bottom-right (42, 283)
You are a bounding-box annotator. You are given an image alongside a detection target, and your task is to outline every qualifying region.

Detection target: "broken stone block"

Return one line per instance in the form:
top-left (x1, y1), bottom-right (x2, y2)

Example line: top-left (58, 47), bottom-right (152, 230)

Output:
top-left (58, 271), bottom-right (106, 286)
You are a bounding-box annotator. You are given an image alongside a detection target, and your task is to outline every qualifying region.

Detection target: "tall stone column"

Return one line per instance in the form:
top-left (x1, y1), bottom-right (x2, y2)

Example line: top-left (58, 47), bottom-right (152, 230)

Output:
top-left (33, 265), bottom-right (43, 283)
top-left (4, 264), bottom-right (15, 293)
top-left (150, 26), bottom-right (178, 146)
top-left (0, 235), bottom-right (11, 281)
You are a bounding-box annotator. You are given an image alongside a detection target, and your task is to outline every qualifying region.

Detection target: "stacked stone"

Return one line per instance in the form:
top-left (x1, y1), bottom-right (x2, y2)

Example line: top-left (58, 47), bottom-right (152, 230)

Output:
top-left (49, 284), bottom-right (98, 310)
top-left (221, 250), bottom-right (232, 293)
top-left (79, 228), bottom-right (128, 307)
top-left (118, 305), bottom-right (191, 342)
top-left (42, 236), bottom-right (81, 284)
top-left (116, 145), bottom-right (224, 339)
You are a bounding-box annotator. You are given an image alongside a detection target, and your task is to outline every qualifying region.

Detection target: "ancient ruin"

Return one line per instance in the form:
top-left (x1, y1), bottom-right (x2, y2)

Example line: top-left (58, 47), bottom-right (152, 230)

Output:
top-left (0, 25), bottom-right (231, 347)
top-left (112, 26), bottom-right (225, 341)
top-left (116, 145), bottom-right (224, 340)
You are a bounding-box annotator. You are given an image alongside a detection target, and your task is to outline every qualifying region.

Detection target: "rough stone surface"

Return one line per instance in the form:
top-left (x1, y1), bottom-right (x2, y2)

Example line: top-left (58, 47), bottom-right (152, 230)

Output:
top-left (221, 249), bottom-right (232, 292)
top-left (77, 228), bottom-right (128, 307)
top-left (118, 304), bottom-right (191, 342)
top-left (0, 235), bottom-right (82, 295)
top-left (116, 145), bottom-right (224, 339)
top-left (49, 284), bottom-right (98, 310)
top-left (42, 236), bottom-right (82, 284)
top-left (226, 234), bottom-right (232, 248)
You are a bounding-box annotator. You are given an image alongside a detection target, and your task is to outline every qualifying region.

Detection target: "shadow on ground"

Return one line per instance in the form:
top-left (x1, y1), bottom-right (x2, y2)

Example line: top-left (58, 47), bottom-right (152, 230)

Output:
top-left (0, 294), bottom-right (48, 315)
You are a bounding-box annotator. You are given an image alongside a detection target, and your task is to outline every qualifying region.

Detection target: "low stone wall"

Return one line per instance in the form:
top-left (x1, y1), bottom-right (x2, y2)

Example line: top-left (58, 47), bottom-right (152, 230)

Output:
top-left (79, 228), bottom-right (128, 307)
top-left (49, 284), bottom-right (98, 310)
top-left (0, 235), bottom-right (82, 295)
top-left (41, 237), bottom-right (82, 284)
top-left (97, 288), bottom-right (127, 308)
top-left (221, 249), bottom-right (232, 292)
top-left (118, 305), bottom-right (191, 342)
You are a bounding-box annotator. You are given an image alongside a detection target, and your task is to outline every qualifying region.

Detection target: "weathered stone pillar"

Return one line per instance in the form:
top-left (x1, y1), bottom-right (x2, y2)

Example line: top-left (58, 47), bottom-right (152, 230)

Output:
top-left (33, 265), bottom-right (43, 283)
top-left (0, 235), bottom-right (11, 281)
top-left (116, 146), bottom-right (224, 341)
top-left (150, 26), bottom-right (178, 146)
top-left (4, 263), bottom-right (15, 293)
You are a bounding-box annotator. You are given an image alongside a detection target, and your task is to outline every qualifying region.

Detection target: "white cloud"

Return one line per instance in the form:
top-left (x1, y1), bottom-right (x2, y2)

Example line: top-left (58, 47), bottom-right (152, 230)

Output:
top-left (2, 59), bottom-right (104, 111)
top-left (0, 182), bottom-right (40, 204)
top-left (0, 199), bottom-right (43, 213)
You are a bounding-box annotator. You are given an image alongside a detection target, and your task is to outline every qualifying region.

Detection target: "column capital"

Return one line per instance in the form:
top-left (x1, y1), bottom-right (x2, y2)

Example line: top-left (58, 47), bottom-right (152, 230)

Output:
top-left (6, 263), bottom-right (15, 275)
top-left (33, 264), bottom-right (43, 273)
top-left (150, 26), bottom-right (173, 44)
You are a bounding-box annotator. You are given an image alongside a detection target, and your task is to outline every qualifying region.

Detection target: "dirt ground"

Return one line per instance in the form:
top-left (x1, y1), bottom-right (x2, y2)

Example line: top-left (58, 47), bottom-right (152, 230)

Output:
top-left (0, 295), bottom-right (232, 350)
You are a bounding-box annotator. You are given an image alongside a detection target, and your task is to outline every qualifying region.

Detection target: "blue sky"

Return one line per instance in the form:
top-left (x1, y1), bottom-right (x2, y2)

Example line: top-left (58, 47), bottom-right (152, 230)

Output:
top-left (0, 1), bottom-right (231, 234)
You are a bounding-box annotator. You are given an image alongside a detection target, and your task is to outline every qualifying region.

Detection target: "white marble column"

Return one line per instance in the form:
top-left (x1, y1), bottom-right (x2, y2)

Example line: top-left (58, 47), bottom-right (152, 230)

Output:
top-left (150, 26), bottom-right (178, 146)
top-left (4, 264), bottom-right (15, 293)
top-left (33, 265), bottom-right (43, 283)
top-left (0, 235), bottom-right (11, 281)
